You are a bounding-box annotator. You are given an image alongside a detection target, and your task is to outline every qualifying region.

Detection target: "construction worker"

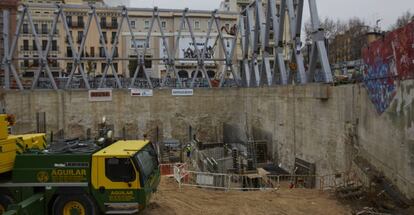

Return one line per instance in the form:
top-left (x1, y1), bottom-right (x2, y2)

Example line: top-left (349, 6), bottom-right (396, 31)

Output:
top-left (185, 144), bottom-right (192, 158)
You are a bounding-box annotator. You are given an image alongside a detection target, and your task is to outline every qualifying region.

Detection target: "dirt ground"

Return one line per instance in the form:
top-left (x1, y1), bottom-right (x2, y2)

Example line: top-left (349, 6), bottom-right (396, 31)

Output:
top-left (142, 177), bottom-right (351, 215)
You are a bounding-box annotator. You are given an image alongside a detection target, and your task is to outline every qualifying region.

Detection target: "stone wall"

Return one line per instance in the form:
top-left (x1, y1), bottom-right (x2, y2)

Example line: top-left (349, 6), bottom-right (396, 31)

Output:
top-left (2, 81), bottom-right (413, 198)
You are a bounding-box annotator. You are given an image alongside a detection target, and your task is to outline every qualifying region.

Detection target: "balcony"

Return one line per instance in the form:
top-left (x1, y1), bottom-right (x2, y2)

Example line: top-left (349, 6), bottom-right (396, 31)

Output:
top-left (50, 62), bottom-right (60, 68)
top-left (20, 45), bottom-right (30, 51)
top-left (69, 22), bottom-right (85, 28)
top-left (51, 46), bottom-right (60, 52)
top-left (110, 22), bottom-right (118, 29)
top-left (100, 22), bottom-right (118, 29)
top-left (100, 22), bottom-right (107, 29)
top-left (20, 62), bottom-right (29, 68)
top-left (21, 29), bottom-right (59, 35)
top-left (20, 45), bottom-right (52, 52)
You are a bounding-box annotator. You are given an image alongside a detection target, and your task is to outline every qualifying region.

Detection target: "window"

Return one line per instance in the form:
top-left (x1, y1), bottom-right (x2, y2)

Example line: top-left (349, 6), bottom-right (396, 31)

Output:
top-left (102, 32), bottom-right (107, 43)
top-left (41, 24), bottom-right (48, 34)
top-left (145, 58), bottom-right (152, 68)
top-left (77, 31), bottom-right (83, 44)
top-left (131, 20), bottom-right (136, 28)
top-left (52, 40), bottom-right (57, 51)
top-left (23, 56), bottom-right (29, 67)
top-left (111, 17), bottom-right (118, 28)
top-left (66, 47), bottom-right (73, 57)
top-left (32, 40), bottom-right (37, 50)
top-left (33, 24), bottom-right (39, 33)
top-left (114, 47), bottom-right (118, 57)
top-left (23, 40), bottom-right (29, 51)
top-left (134, 144), bottom-right (158, 182)
top-left (42, 40), bottom-right (47, 50)
top-left (105, 158), bottom-right (136, 182)
top-left (90, 47), bottom-right (95, 57)
top-left (23, 24), bottom-right (29, 34)
top-left (144, 20), bottom-right (150, 29)
top-left (99, 47), bottom-right (105, 57)
top-left (194, 21), bottom-right (200, 30)
top-left (111, 32), bottom-right (116, 44)
top-left (66, 16), bottom-right (72, 27)
top-left (51, 58), bottom-right (58, 67)
top-left (33, 56), bottom-right (39, 67)
top-left (100, 17), bottom-right (107, 28)
top-left (161, 21), bottom-right (166, 29)
top-left (67, 63), bottom-right (73, 74)
top-left (77, 16), bottom-right (84, 27)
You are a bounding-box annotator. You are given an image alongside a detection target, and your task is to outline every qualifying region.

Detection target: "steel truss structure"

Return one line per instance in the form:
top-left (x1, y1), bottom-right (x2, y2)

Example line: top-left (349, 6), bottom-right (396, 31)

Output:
top-left (1, 0), bottom-right (332, 90)
top-left (239, 0), bottom-right (332, 86)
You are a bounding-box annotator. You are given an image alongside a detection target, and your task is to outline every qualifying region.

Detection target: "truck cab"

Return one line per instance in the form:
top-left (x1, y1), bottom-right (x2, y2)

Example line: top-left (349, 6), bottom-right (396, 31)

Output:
top-left (91, 140), bottom-right (160, 214)
top-left (0, 140), bottom-right (160, 215)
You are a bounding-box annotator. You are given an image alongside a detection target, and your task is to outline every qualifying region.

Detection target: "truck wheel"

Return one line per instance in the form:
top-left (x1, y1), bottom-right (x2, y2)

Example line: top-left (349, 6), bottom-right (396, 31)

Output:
top-left (52, 194), bottom-right (98, 215)
top-left (0, 195), bottom-right (13, 215)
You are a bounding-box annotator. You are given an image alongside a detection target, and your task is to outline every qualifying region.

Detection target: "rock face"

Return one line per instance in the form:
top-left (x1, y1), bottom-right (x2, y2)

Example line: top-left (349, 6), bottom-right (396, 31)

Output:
top-left (3, 81), bottom-right (414, 199)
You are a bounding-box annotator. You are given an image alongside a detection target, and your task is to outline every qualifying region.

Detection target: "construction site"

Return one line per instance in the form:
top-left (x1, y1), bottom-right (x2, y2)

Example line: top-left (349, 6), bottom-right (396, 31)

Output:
top-left (0, 0), bottom-right (413, 214)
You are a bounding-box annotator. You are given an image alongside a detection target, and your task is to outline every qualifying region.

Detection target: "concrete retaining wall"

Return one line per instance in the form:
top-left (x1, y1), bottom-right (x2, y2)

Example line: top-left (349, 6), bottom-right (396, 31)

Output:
top-left (2, 81), bottom-right (413, 198)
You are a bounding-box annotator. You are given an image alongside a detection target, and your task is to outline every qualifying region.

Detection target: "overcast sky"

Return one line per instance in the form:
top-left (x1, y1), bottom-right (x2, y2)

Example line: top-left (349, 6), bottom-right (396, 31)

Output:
top-left (131, 0), bottom-right (413, 30)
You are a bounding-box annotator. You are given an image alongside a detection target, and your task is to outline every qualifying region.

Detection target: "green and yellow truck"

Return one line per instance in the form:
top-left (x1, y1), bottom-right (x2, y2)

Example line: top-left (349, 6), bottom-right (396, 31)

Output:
top-left (0, 114), bottom-right (160, 215)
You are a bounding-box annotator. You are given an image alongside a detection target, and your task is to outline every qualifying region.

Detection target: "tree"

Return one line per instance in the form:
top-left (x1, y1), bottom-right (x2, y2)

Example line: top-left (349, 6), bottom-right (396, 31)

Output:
top-left (390, 10), bottom-right (413, 30)
top-left (304, 17), bottom-right (368, 63)
top-left (304, 17), bottom-right (346, 43)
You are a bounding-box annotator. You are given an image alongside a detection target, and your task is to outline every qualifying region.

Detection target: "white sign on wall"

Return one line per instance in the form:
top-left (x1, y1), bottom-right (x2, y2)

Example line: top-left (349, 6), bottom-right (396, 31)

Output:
top-left (130, 88), bottom-right (153, 97)
top-left (172, 89), bottom-right (194, 96)
top-left (178, 36), bottom-right (215, 63)
top-left (88, 89), bottom-right (112, 102)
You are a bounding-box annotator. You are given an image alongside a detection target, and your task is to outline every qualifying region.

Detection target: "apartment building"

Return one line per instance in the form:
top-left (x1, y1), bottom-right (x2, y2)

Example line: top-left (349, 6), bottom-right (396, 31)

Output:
top-left (18, 0), bottom-right (119, 80)
top-left (62, 3), bottom-right (123, 78)
top-left (121, 9), bottom-right (238, 79)
top-left (14, 0), bottom-right (238, 80)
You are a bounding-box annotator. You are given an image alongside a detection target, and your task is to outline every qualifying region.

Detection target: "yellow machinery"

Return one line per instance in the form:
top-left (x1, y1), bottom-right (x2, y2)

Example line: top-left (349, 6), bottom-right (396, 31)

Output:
top-left (0, 114), bottom-right (46, 174)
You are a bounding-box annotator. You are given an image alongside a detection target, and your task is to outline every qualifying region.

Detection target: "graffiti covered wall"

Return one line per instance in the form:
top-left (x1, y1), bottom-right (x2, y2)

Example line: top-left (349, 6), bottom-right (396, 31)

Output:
top-left (362, 21), bottom-right (414, 113)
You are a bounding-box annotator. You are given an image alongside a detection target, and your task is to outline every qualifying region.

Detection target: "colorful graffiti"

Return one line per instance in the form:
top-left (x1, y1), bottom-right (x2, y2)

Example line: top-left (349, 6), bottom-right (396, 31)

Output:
top-left (362, 21), bottom-right (414, 113)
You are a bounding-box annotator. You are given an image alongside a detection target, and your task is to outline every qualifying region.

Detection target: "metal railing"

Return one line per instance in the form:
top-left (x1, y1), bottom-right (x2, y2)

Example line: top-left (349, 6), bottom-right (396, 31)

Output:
top-left (172, 163), bottom-right (361, 191)
top-left (19, 77), bottom-right (238, 89)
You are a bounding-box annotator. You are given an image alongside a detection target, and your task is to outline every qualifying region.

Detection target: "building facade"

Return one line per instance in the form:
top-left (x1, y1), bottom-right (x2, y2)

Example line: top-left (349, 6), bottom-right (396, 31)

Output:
top-left (0, 0), bottom-right (19, 86)
top-left (12, 0), bottom-right (238, 82)
top-left (8, 0), bottom-right (296, 84)
top-left (120, 9), bottom-right (238, 79)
